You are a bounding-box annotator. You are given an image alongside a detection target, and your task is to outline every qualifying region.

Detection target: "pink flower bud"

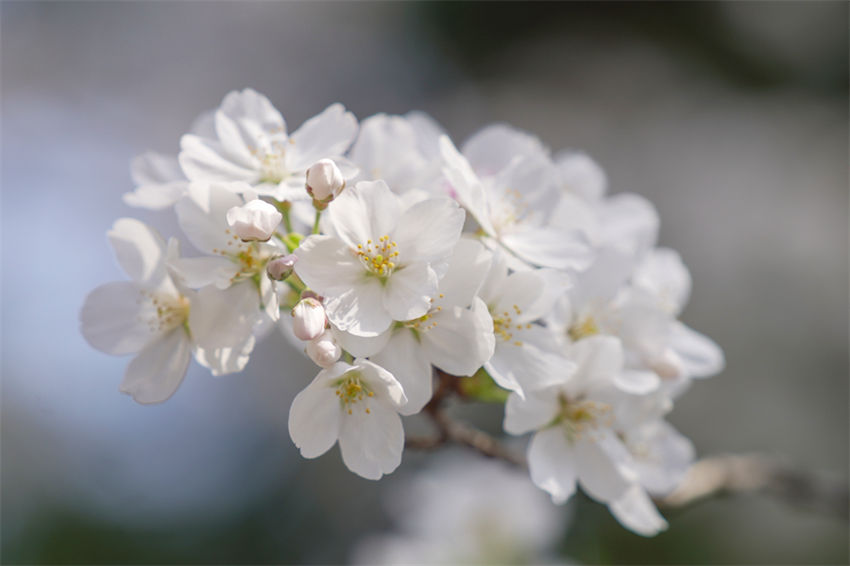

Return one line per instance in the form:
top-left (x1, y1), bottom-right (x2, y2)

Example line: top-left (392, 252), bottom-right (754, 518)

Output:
top-left (291, 297), bottom-right (327, 341)
top-left (305, 330), bottom-right (341, 368)
top-left (306, 159), bottom-right (345, 202)
top-left (225, 199), bottom-right (282, 241)
top-left (266, 254), bottom-right (298, 281)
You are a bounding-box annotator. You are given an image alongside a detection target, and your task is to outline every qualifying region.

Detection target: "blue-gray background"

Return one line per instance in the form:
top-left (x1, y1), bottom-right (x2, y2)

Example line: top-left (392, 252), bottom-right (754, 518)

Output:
top-left (2, 2), bottom-right (847, 563)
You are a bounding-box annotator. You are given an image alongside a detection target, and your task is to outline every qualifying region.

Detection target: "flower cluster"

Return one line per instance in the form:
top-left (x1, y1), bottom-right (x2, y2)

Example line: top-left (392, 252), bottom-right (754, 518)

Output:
top-left (81, 88), bottom-right (724, 536)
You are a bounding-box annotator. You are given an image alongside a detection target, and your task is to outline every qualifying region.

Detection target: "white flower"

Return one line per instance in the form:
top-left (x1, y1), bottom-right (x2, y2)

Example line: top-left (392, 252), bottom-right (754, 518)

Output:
top-left (172, 181), bottom-right (284, 321)
top-left (178, 88), bottom-right (359, 201)
top-left (305, 329), bottom-right (342, 368)
top-left (294, 180), bottom-right (465, 337)
top-left (291, 296), bottom-right (327, 341)
top-left (306, 158), bottom-right (345, 202)
top-left (333, 238), bottom-right (496, 414)
top-left (225, 198), bottom-right (282, 241)
top-left (80, 219), bottom-right (259, 403)
top-left (477, 251), bottom-right (574, 398)
top-left (123, 152), bottom-right (188, 210)
top-left (441, 132), bottom-right (592, 272)
top-left (348, 112), bottom-right (445, 195)
top-left (288, 359), bottom-right (408, 480)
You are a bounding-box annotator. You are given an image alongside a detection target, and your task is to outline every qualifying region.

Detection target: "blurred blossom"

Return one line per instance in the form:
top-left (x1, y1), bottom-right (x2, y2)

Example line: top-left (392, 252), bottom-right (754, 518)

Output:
top-left (351, 452), bottom-right (571, 565)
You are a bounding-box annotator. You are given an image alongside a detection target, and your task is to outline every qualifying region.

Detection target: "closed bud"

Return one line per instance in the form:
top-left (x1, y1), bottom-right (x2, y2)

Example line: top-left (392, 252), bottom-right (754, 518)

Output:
top-left (305, 330), bottom-right (342, 368)
top-left (305, 158), bottom-right (345, 202)
top-left (225, 199), bottom-right (282, 241)
top-left (292, 297), bottom-right (327, 341)
top-left (266, 254), bottom-right (298, 281)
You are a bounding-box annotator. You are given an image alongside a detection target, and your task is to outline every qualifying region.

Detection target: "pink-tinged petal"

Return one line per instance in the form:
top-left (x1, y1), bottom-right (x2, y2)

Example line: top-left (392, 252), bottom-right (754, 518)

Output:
top-left (609, 485), bottom-right (668, 537)
top-left (383, 262), bottom-right (438, 322)
top-left (528, 427), bottom-right (578, 504)
top-left (370, 331), bottom-right (431, 415)
top-left (338, 401), bottom-right (404, 480)
top-left (421, 300), bottom-right (494, 377)
top-left (108, 218), bottom-right (170, 288)
top-left (179, 134), bottom-right (258, 183)
top-left (392, 197), bottom-right (465, 272)
top-left (439, 136), bottom-right (495, 235)
top-left (288, 103), bottom-right (358, 171)
top-left (119, 328), bottom-right (191, 404)
top-left (288, 367), bottom-right (344, 459)
top-left (169, 256), bottom-right (240, 289)
top-left (500, 225), bottom-right (593, 271)
top-left (80, 281), bottom-right (160, 355)
top-left (175, 182), bottom-right (244, 255)
top-left (462, 124), bottom-right (548, 177)
top-left (324, 180), bottom-right (400, 250)
top-left (670, 321), bottom-right (725, 378)
top-left (575, 430), bottom-right (636, 503)
top-left (504, 390), bottom-right (560, 436)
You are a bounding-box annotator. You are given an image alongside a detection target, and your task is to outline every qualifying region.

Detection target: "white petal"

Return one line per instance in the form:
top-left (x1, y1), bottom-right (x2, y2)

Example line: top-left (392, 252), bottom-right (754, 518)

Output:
top-left (554, 151), bottom-right (607, 201)
top-left (119, 328), bottom-right (191, 404)
top-left (331, 326), bottom-right (392, 358)
top-left (169, 256), bottom-right (240, 289)
top-left (178, 134), bottom-right (257, 183)
top-left (575, 431), bottom-right (635, 503)
top-left (599, 193), bottom-right (659, 257)
top-left (175, 182), bottom-right (245, 255)
top-left (370, 331), bottom-right (432, 415)
top-left (108, 218), bottom-right (170, 288)
top-left (631, 420), bottom-right (695, 495)
top-left (293, 235), bottom-right (364, 294)
top-left (80, 281), bottom-right (160, 355)
top-left (214, 111), bottom-right (259, 170)
top-left (325, 280), bottom-right (391, 337)
top-left (608, 485), bottom-right (668, 537)
top-left (189, 284), bottom-right (260, 352)
top-left (382, 262), bottom-right (438, 322)
top-left (288, 368), bottom-right (343, 458)
top-left (439, 136), bottom-right (495, 235)
top-left (570, 246), bottom-right (636, 311)
top-left (391, 197), bottom-right (465, 271)
top-left (123, 181), bottom-right (187, 210)
top-left (436, 238), bottom-right (493, 308)
top-left (633, 248), bottom-right (692, 315)
top-left (615, 369), bottom-right (661, 395)
top-left (288, 103), bottom-right (358, 172)
top-left (357, 358), bottom-right (408, 408)
top-left (420, 300), bottom-right (494, 376)
top-left (504, 390), bottom-right (559, 436)
top-left (462, 124), bottom-right (548, 177)
top-left (193, 335), bottom-right (256, 376)
top-left (565, 335), bottom-right (624, 395)
top-left (670, 321), bottom-right (725, 378)
top-left (338, 402), bottom-right (403, 480)
top-left (500, 225), bottom-right (593, 271)
top-left (131, 151), bottom-right (185, 186)
top-left (219, 88), bottom-right (286, 135)
top-left (528, 427), bottom-right (578, 504)
top-left (324, 180), bottom-right (400, 250)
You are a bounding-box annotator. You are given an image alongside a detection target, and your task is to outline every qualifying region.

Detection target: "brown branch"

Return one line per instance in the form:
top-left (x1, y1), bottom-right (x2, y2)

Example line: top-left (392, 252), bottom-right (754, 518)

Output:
top-left (404, 370), bottom-right (848, 521)
top-left (656, 453), bottom-right (849, 520)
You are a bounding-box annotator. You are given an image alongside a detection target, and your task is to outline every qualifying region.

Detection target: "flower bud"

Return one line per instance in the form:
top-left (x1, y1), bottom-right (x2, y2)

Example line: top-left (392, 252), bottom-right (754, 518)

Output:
top-left (305, 329), bottom-right (341, 368)
top-left (225, 199), bottom-right (282, 241)
top-left (305, 158), bottom-right (345, 202)
top-left (291, 297), bottom-right (327, 341)
top-left (266, 254), bottom-right (298, 281)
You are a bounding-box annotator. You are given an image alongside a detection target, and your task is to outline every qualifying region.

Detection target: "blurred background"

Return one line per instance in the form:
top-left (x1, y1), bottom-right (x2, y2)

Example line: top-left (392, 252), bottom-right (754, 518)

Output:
top-left (2, 2), bottom-right (847, 564)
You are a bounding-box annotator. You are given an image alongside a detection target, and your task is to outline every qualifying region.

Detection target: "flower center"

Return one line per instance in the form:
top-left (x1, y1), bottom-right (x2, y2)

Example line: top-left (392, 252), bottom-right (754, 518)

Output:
top-left (356, 235), bottom-right (399, 277)
top-left (491, 304), bottom-right (530, 346)
top-left (490, 187), bottom-right (531, 235)
top-left (212, 231), bottom-right (274, 283)
top-left (139, 291), bottom-right (189, 334)
top-left (568, 315), bottom-right (599, 341)
top-left (334, 372), bottom-right (375, 415)
top-left (558, 395), bottom-right (612, 440)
